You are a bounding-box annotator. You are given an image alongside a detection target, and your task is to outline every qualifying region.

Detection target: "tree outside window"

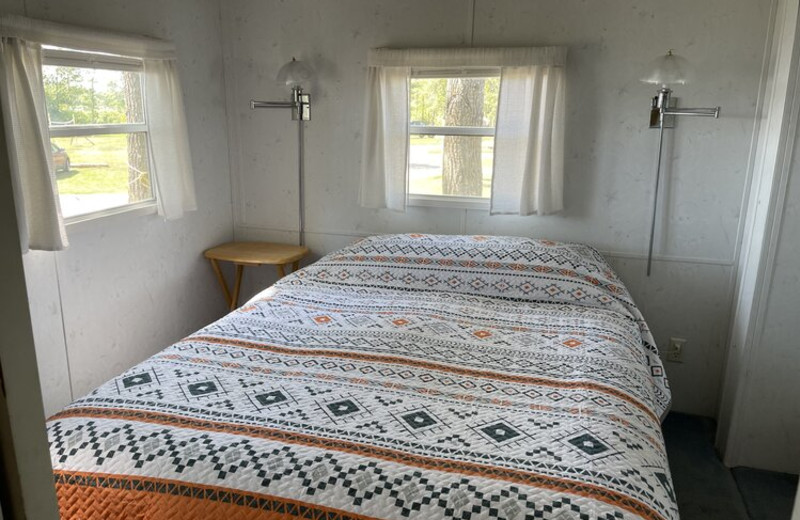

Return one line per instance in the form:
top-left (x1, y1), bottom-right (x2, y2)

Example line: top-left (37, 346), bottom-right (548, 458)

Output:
top-left (408, 73), bottom-right (499, 199)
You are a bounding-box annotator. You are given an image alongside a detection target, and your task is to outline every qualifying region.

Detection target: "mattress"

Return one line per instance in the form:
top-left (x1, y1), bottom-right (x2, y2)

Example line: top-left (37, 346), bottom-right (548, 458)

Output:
top-left (47, 234), bottom-right (676, 520)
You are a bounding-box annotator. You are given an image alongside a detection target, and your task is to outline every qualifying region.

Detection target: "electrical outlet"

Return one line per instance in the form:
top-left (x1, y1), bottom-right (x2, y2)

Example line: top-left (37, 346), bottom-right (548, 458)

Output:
top-left (666, 337), bottom-right (686, 363)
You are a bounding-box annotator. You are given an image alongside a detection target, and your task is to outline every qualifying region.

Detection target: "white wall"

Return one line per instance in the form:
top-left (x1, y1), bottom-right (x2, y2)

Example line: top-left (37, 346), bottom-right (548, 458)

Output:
top-left (221, 0), bottom-right (772, 416)
top-left (0, 0), bottom-right (235, 416)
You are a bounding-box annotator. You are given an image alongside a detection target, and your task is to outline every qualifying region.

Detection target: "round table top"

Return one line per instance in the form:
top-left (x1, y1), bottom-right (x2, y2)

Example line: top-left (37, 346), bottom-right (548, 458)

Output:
top-left (203, 241), bottom-right (309, 266)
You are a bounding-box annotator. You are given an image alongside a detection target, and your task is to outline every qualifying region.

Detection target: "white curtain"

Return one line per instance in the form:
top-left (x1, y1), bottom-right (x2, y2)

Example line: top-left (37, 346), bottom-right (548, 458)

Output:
top-left (0, 37), bottom-right (67, 251)
top-left (491, 65), bottom-right (566, 215)
top-left (144, 59), bottom-right (197, 219)
top-left (359, 46), bottom-right (566, 214)
top-left (358, 65), bottom-right (409, 211)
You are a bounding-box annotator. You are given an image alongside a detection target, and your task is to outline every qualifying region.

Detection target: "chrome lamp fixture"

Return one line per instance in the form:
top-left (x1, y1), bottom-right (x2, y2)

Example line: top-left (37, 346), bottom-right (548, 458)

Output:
top-left (250, 58), bottom-right (313, 120)
top-left (641, 50), bottom-right (720, 276)
top-left (250, 58), bottom-right (314, 246)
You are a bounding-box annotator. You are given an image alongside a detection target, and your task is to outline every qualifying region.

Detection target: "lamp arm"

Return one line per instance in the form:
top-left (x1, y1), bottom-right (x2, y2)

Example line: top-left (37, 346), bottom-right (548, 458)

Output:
top-left (250, 100), bottom-right (295, 109)
top-left (663, 106), bottom-right (720, 118)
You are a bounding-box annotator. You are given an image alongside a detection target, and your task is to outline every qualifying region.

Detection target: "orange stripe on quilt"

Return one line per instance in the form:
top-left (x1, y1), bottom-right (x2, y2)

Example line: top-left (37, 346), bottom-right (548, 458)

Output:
top-left (52, 407), bottom-right (666, 520)
top-left (54, 470), bottom-right (379, 520)
top-left (188, 335), bottom-right (659, 423)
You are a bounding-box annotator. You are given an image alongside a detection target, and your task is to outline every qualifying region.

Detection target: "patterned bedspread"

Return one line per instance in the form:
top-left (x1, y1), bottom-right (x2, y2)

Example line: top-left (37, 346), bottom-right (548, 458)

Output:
top-left (47, 234), bottom-right (676, 520)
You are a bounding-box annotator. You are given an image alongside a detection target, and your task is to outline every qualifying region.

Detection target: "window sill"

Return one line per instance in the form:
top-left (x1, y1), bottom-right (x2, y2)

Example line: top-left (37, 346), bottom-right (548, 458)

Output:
top-left (65, 200), bottom-right (158, 227)
top-left (407, 194), bottom-right (489, 210)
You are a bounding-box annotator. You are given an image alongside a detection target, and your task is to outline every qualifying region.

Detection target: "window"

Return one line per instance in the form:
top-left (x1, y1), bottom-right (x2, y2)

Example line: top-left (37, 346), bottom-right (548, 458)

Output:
top-left (43, 47), bottom-right (154, 220)
top-left (0, 15), bottom-right (195, 251)
top-left (361, 46), bottom-right (566, 215)
top-left (408, 69), bottom-right (500, 207)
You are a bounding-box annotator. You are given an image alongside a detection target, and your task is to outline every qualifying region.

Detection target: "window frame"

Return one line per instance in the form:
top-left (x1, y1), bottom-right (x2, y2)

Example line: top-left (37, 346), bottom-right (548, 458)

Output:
top-left (407, 67), bottom-right (500, 210)
top-left (42, 46), bottom-right (158, 224)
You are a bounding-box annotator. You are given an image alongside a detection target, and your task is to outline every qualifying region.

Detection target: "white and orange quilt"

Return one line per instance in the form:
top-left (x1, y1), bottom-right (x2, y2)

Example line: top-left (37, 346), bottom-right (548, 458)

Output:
top-left (48, 234), bottom-right (676, 520)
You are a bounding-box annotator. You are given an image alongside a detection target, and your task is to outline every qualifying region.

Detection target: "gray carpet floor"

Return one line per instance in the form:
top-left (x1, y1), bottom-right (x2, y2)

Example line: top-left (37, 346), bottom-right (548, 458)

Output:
top-left (732, 467), bottom-right (798, 520)
top-left (662, 413), bottom-right (798, 520)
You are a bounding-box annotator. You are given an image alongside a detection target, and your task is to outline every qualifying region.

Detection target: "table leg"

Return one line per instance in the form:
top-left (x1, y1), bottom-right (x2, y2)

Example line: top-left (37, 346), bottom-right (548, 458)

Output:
top-left (292, 260), bottom-right (300, 272)
top-left (230, 264), bottom-right (244, 310)
top-left (209, 258), bottom-right (233, 309)
top-left (276, 264), bottom-right (286, 278)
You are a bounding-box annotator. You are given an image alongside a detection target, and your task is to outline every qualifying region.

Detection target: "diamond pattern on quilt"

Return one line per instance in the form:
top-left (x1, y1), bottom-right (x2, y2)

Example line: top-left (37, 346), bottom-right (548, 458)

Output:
top-left (479, 421), bottom-right (523, 444)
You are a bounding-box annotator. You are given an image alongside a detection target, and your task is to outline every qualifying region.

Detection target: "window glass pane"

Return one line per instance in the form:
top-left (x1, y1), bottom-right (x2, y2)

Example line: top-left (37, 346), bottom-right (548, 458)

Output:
top-left (408, 135), bottom-right (493, 198)
top-left (53, 133), bottom-right (153, 218)
top-left (409, 77), bottom-right (499, 128)
top-left (43, 65), bottom-right (144, 125)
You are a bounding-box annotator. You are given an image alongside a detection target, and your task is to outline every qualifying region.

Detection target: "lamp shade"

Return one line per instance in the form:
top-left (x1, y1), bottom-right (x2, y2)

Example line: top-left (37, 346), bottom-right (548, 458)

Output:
top-left (276, 58), bottom-right (314, 88)
top-left (641, 50), bottom-right (690, 87)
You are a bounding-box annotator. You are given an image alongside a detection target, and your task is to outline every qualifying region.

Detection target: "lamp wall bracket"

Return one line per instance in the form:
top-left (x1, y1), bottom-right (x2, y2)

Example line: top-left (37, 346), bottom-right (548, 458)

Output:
top-left (250, 86), bottom-right (311, 121)
top-left (649, 95), bottom-right (677, 129)
top-left (648, 87), bottom-right (719, 129)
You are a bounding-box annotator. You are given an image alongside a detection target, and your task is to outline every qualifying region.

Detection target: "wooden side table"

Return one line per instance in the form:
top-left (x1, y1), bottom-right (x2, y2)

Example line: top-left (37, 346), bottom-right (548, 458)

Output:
top-left (204, 242), bottom-right (309, 310)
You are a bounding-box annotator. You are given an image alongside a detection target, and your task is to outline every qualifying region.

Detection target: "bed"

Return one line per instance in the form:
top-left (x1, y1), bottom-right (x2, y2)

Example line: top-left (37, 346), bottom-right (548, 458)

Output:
top-left (47, 234), bottom-right (677, 520)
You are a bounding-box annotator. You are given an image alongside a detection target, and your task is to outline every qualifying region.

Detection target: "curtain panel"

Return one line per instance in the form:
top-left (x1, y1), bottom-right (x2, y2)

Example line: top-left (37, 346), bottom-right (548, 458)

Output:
top-left (144, 59), bottom-right (197, 219)
top-left (491, 64), bottom-right (566, 215)
top-left (360, 46), bottom-right (567, 215)
top-left (358, 65), bottom-right (410, 211)
top-left (0, 38), bottom-right (67, 251)
top-left (0, 15), bottom-right (196, 251)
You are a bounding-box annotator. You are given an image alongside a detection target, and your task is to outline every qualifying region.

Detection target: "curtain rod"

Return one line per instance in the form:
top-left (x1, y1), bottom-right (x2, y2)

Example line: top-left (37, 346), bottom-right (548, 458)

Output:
top-left (368, 46), bottom-right (567, 68)
top-left (0, 14), bottom-right (176, 60)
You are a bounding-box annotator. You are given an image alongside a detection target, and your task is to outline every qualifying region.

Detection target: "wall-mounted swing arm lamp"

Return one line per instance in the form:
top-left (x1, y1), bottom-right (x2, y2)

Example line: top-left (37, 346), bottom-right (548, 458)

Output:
top-left (641, 50), bottom-right (721, 276)
top-left (250, 58), bottom-right (312, 120)
top-left (250, 58), bottom-right (314, 246)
